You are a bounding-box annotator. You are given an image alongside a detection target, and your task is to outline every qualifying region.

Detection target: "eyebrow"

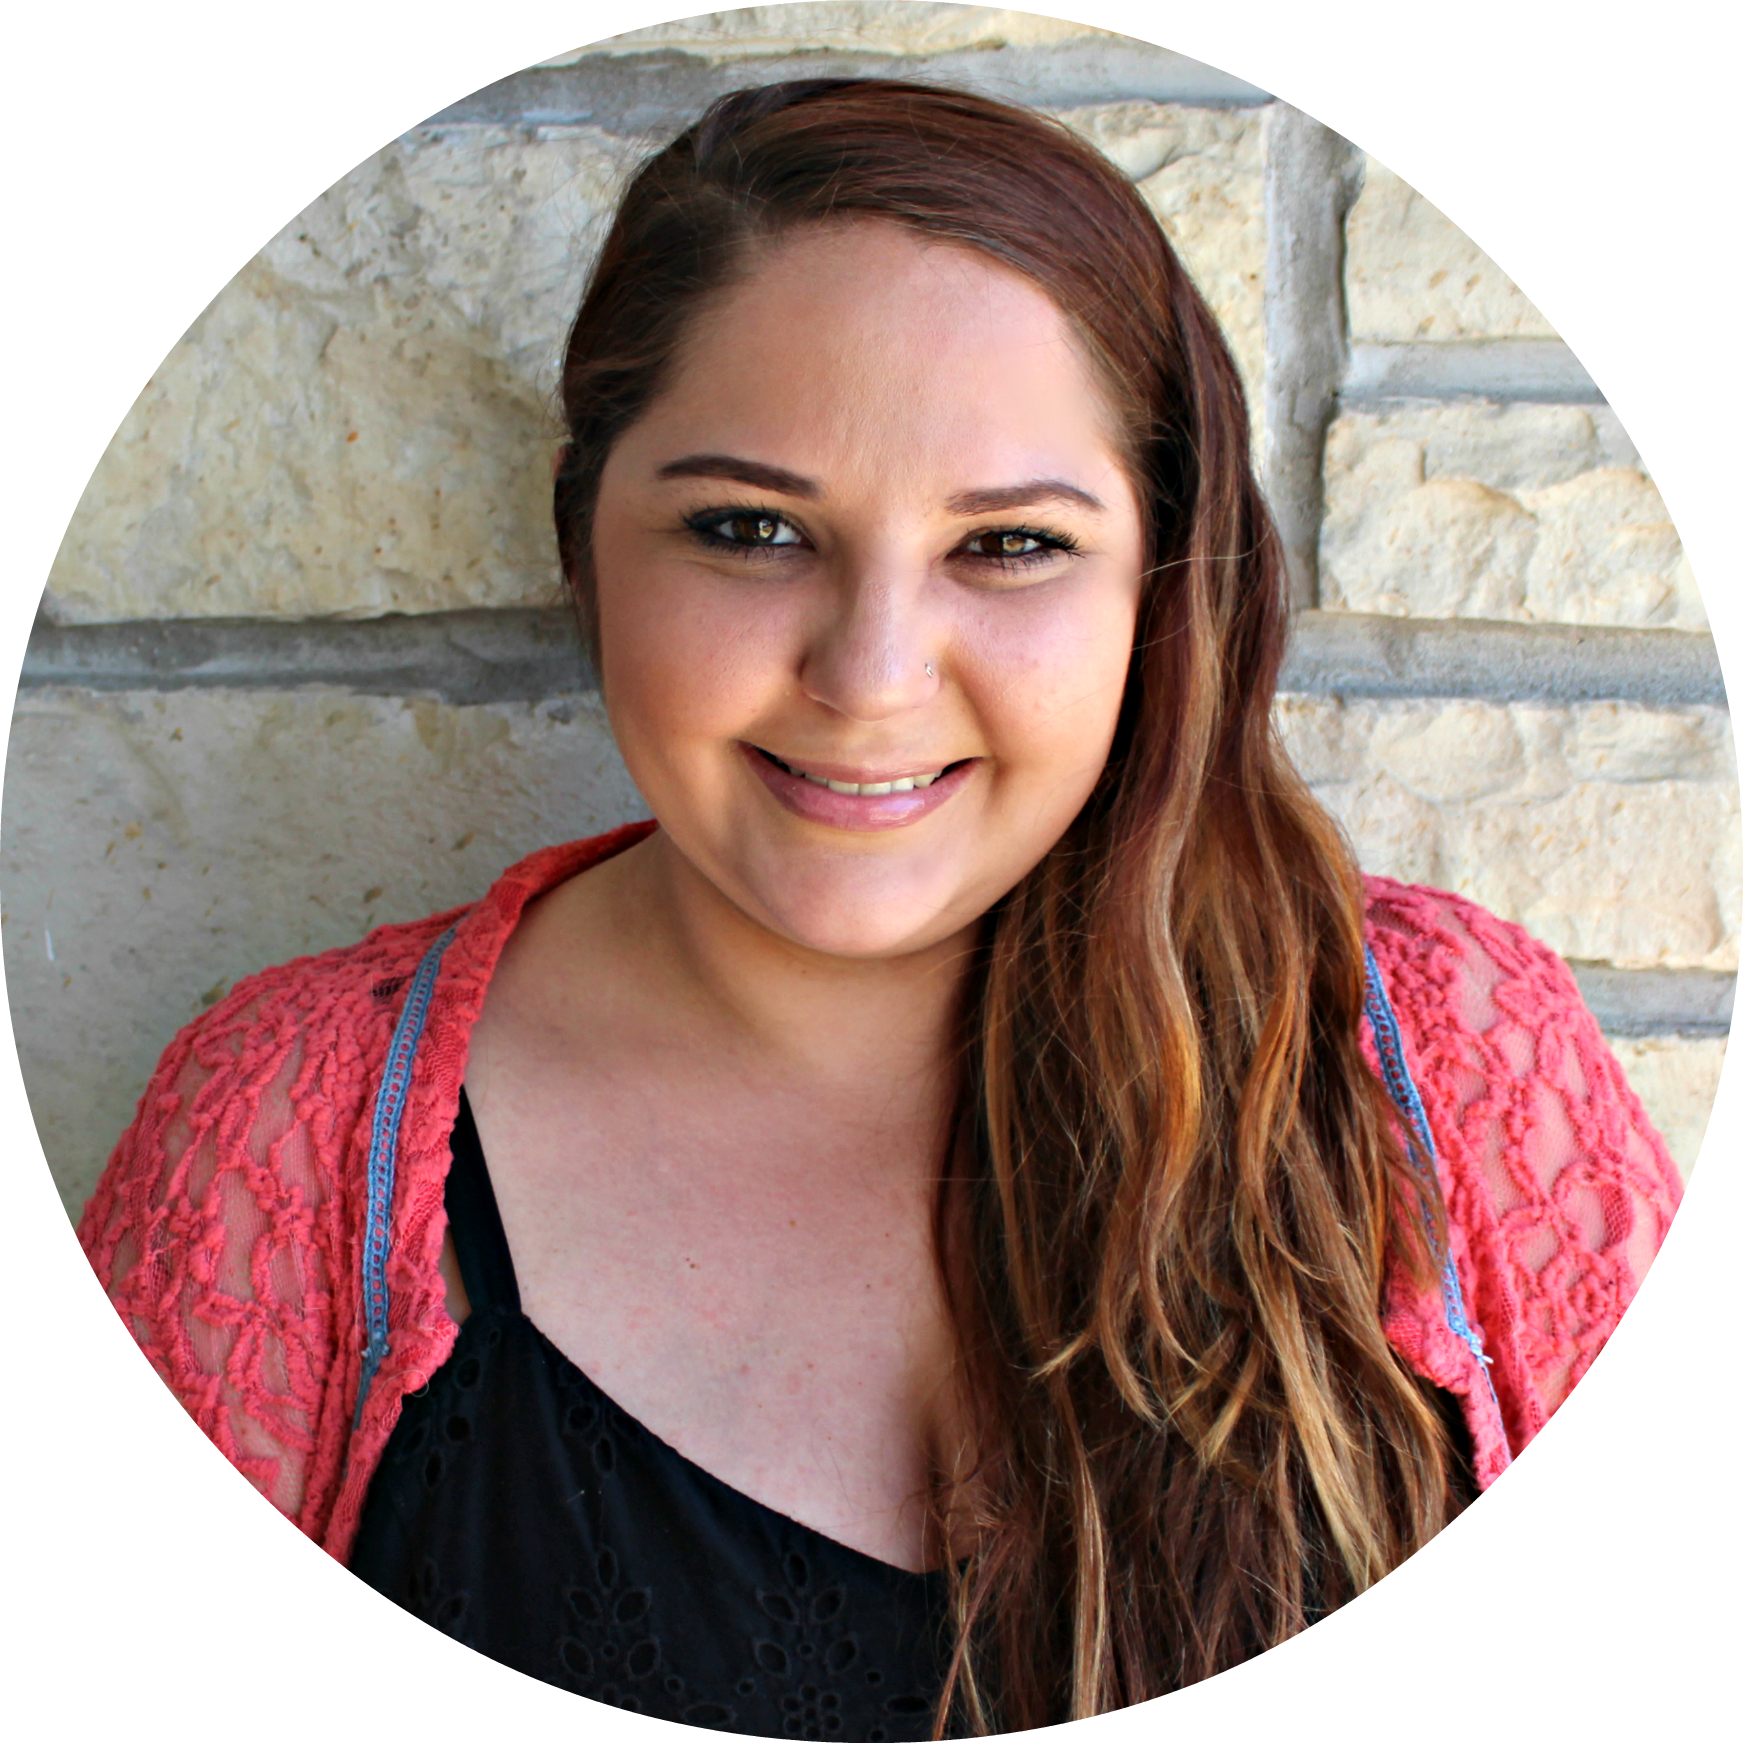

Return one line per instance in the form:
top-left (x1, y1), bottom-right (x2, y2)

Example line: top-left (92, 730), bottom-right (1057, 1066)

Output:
top-left (655, 454), bottom-right (821, 498)
top-left (946, 479), bottom-right (1107, 516)
top-left (654, 456), bottom-right (1107, 517)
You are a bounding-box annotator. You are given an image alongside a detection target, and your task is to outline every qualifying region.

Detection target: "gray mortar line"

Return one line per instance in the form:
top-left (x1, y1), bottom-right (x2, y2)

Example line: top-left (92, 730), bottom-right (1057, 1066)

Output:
top-left (1343, 340), bottom-right (1603, 405)
top-left (1261, 109), bottom-right (1362, 610)
top-left (414, 42), bottom-right (1271, 135)
top-left (18, 608), bottom-right (1727, 710)
top-left (1282, 612), bottom-right (1727, 708)
top-left (1569, 963), bottom-right (1736, 1039)
top-left (16, 609), bottom-right (600, 705)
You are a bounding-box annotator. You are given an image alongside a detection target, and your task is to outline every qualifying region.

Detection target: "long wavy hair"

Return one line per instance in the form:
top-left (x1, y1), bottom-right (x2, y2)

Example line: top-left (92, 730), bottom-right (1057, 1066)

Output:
top-left (553, 79), bottom-right (1465, 1732)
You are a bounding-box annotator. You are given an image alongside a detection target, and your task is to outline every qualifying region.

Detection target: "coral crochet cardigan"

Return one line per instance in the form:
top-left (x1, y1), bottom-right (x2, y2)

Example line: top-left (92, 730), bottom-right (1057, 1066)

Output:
top-left (78, 823), bottom-right (1683, 1564)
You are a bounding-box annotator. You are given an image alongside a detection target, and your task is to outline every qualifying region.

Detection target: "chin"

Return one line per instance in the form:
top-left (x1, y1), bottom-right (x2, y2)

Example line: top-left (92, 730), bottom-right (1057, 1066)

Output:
top-left (733, 856), bottom-right (987, 961)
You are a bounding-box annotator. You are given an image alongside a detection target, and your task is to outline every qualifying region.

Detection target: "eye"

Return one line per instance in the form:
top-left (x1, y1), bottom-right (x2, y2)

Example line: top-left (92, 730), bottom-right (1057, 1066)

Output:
top-left (959, 526), bottom-right (1079, 566)
top-left (686, 508), bottom-right (805, 551)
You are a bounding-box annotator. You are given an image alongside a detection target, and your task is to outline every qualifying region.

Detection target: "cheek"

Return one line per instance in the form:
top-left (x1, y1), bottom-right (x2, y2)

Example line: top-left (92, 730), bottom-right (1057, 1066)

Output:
top-left (960, 582), bottom-right (1139, 774)
top-left (593, 535), bottom-right (797, 752)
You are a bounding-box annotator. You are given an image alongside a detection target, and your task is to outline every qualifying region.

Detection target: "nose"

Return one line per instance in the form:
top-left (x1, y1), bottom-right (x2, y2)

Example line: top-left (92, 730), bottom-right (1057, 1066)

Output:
top-left (798, 566), bottom-right (938, 724)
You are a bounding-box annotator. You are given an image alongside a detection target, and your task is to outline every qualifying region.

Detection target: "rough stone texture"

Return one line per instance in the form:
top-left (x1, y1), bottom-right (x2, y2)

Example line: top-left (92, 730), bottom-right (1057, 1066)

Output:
top-left (44, 100), bottom-right (1263, 626)
top-left (2, 686), bottom-right (648, 1218)
top-left (1276, 696), bottom-right (1740, 973)
top-left (1346, 158), bottom-right (1558, 343)
top-left (568, 4), bottom-right (1112, 59)
top-left (43, 125), bottom-right (645, 626)
top-left (1056, 103), bottom-right (1265, 412)
top-left (1320, 404), bottom-right (1705, 630)
top-left (1601, 1036), bottom-right (1728, 1178)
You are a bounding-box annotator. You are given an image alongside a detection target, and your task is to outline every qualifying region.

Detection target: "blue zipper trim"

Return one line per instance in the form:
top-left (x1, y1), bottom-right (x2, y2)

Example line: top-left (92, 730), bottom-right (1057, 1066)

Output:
top-left (1363, 945), bottom-right (1507, 1442)
top-left (354, 923), bottom-right (460, 1433)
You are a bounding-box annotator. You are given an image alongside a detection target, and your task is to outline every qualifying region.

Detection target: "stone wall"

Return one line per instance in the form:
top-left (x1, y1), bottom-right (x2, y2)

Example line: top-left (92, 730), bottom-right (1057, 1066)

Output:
top-left (6, 4), bottom-right (1731, 1218)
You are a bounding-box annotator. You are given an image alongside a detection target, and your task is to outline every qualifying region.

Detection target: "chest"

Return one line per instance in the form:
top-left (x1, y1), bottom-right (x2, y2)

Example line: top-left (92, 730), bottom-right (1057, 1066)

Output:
top-left (461, 1051), bottom-right (961, 1571)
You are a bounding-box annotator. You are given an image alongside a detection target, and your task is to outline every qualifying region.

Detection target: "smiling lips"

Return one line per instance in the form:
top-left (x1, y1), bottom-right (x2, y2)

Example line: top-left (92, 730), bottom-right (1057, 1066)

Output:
top-left (743, 743), bottom-right (975, 830)
top-left (761, 750), bottom-right (945, 794)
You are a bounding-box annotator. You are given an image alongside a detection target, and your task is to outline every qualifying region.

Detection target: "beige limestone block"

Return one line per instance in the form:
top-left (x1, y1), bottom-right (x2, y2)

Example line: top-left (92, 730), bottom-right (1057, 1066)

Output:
top-left (3, 685), bottom-right (648, 1219)
top-left (1518, 469), bottom-right (1703, 629)
top-left (45, 127), bottom-right (645, 624)
top-left (1346, 158), bottom-right (1557, 343)
top-left (1276, 696), bottom-right (1741, 972)
top-left (1602, 1034), bottom-right (1729, 1179)
top-left (1056, 103), bottom-right (1265, 420)
top-left (562, 5), bottom-right (1116, 61)
top-left (47, 100), bottom-right (1258, 626)
top-left (1320, 405), bottom-right (1705, 629)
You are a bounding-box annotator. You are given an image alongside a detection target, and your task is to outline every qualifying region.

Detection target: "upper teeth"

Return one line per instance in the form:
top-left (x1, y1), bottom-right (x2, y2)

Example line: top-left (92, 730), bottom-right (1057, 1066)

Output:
top-left (812, 763), bottom-right (948, 791)
top-left (795, 766), bottom-right (944, 795)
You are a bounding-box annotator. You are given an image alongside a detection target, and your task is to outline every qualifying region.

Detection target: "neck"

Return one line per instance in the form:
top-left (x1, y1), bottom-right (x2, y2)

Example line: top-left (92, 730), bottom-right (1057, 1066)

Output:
top-left (587, 830), bottom-right (976, 1092)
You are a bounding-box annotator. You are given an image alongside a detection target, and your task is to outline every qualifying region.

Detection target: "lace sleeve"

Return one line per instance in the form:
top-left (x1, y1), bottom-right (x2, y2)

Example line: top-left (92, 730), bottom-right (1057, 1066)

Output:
top-left (76, 974), bottom-right (366, 1534)
top-left (1365, 879), bottom-right (1685, 1444)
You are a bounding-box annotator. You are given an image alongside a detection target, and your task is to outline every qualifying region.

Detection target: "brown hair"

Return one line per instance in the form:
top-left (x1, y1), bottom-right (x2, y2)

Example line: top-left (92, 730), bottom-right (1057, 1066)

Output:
top-left (554, 79), bottom-right (1464, 1731)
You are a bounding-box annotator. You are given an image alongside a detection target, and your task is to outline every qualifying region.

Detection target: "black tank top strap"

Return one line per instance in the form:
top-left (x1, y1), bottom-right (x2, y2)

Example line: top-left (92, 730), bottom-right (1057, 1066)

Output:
top-left (445, 1087), bottom-right (522, 1315)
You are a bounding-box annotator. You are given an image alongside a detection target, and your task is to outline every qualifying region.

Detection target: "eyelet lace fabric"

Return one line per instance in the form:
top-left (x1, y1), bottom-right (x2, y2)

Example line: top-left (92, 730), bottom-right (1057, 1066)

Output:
top-left (78, 830), bottom-right (1684, 1562)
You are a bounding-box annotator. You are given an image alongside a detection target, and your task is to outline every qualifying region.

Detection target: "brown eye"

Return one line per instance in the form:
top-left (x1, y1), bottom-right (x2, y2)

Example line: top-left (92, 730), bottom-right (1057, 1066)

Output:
top-left (966, 529), bottom-right (1056, 561)
top-left (690, 509), bottom-right (803, 550)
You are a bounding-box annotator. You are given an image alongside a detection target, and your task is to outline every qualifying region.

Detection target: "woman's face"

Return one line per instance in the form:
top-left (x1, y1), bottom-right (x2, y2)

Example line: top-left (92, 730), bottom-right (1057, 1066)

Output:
top-left (591, 219), bottom-right (1147, 960)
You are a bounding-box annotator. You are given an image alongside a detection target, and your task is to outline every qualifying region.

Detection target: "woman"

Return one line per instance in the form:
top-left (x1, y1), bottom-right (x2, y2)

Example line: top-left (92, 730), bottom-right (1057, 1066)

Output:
top-left (79, 80), bottom-right (1681, 1736)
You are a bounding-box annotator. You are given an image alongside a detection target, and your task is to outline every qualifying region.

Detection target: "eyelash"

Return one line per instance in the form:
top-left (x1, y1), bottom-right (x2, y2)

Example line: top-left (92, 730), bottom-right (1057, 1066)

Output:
top-left (681, 506), bottom-right (1082, 570)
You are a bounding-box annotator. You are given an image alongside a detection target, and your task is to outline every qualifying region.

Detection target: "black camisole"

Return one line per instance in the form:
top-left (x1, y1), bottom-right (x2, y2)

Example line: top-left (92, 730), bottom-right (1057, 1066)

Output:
top-left (348, 1094), bottom-right (953, 1740)
top-left (351, 1096), bottom-right (1477, 1733)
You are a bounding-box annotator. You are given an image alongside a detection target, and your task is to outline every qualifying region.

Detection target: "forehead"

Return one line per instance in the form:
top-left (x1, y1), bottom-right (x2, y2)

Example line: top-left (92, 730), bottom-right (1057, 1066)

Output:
top-left (631, 220), bottom-right (1127, 497)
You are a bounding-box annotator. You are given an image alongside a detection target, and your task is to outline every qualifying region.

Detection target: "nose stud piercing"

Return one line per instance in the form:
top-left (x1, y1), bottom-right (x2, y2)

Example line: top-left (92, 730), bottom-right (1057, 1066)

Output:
top-left (925, 662), bottom-right (936, 678)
